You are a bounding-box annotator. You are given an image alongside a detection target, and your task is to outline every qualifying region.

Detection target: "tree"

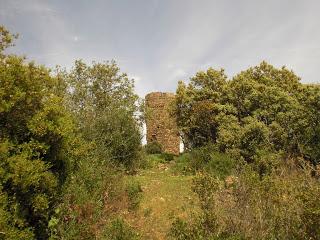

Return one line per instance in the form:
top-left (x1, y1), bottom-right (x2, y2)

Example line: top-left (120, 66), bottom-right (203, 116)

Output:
top-left (64, 59), bottom-right (142, 169)
top-left (174, 68), bottom-right (229, 149)
top-left (0, 26), bottom-right (74, 239)
top-left (174, 61), bottom-right (320, 164)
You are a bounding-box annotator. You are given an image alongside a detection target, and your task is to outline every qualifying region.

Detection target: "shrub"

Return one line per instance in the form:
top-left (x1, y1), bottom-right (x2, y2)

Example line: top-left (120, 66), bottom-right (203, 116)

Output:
top-left (144, 141), bottom-right (163, 154)
top-left (204, 152), bottom-right (237, 179)
top-left (92, 107), bottom-right (142, 170)
top-left (102, 218), bottom-right (140, 240)
top-left (126, 180), bottom-right (143, 211)
top-left (161, 152), bottom-right (175, 162)
top-left (173, 145), bottom-right (236, 179)
top-left (65, 60), bottom-right (143, 171)
top-left (170, 160), bottom-right (320, 240)
top-left (188, 147), bottom-right (212, 171)
top-left (50, 156), bottom-right (128, 239)
top-left (0, 26), bottom-right (74, 239)
top-left (172, 153), bottom-right (192, 174)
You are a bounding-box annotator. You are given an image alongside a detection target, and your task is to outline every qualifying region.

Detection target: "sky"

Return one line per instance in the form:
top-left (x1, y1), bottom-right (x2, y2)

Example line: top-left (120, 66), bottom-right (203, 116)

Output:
top-left (1, 0), bottom-right (320, 97)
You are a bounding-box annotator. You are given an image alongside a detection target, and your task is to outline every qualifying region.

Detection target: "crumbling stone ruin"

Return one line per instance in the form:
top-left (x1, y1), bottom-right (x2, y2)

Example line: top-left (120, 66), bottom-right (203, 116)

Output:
top-left (145, 92), bottom-right (180, 155)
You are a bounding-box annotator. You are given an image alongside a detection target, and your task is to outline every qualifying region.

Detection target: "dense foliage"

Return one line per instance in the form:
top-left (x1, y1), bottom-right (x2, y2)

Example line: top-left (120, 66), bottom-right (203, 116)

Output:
top-left (0, 26), bottom-right (142, 239)
top-left (172, 62), bottom-right (320, 240)
top-left (173, 145), bottom-right (237, 178)
top-left (144, 141), bottom-right (163, 155)
top-left (50, 59), bottom-right (142, 238)
top-left (174, 63), bottom-right (320, 164)
top-left (0, 26), bottom-right (74, 239)
top-left (64, 59), bottom-right (142, 169)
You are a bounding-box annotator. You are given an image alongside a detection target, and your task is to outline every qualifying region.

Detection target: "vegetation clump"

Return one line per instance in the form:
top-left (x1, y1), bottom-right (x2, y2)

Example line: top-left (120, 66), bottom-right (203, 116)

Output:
top-left (170, 159), bottom-right (320, 240)
top-left (0, 26), bottom-right (142, 239)
top-left (126, 180), bottom-right (143, 211)
top-left (174, 63), bottom-right (320, 165)
top-left (170, 62), bottom-right (320, 240)
top-left (144, 141), bottom-right (163, 155)
top-left (173, 145), bottom-right (236, 178)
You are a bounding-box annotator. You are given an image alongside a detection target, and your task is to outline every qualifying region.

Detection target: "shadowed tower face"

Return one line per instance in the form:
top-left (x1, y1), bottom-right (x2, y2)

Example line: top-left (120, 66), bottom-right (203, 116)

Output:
top-left (145, 92), bottom-right (180, 155)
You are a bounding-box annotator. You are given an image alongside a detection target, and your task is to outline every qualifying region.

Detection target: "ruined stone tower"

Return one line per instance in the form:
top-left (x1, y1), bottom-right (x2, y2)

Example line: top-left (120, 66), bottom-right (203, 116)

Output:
top-left (145, 92), bottom-right (180, 155)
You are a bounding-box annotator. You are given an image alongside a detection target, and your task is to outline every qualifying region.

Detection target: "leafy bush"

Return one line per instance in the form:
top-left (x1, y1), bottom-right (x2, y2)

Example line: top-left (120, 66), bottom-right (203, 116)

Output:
top-left (91, 107), bottom-right (142, 170)
top-left (0, 26), bottom-right (74, 239)
top-left (173, 145), bottom-right (236, 179)
top-left (65, 59), bottom-right (143, 170)
top-left (170, 160), bottom-right (320, 240)
top-left (161, 152), bottom-right (175, 162)
top-left (50, 154), bottom-right (129, 239)
top-left (144, 141), bottom-right (163, 154)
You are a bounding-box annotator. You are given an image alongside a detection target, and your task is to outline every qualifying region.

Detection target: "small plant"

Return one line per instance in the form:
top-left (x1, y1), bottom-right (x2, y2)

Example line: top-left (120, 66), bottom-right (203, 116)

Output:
top-left (172, 153), bottom-right (193, 175)
top-left (204, 151), bottom-right (236, 179)
top-left (144, 141), bottom-right (163, 154)
top-left (161, 152), bottom-right (175, 162)
top-left (126, 180), bottom-right (143, 211)
top-left (143, 207), bottom-right (152, 217)
top-left (173, 145), bottom-right (236, 179)
top-left (103, 218), bottom-right (140, 240)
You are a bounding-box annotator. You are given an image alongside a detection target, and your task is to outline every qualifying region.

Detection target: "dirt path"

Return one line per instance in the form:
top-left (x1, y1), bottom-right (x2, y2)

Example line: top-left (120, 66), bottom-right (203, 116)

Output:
top-left (125, 162), bottom-right (197, 240)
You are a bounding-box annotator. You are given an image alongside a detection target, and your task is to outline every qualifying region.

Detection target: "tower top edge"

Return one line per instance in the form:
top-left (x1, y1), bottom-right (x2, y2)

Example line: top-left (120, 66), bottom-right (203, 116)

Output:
top-left (145, 92), bottom-right (175, 99)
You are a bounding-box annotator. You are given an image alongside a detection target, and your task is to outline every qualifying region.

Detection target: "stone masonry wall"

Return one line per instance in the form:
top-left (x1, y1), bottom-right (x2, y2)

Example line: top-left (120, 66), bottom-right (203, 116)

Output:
top-left (145, 92), bottom-right (180, 155)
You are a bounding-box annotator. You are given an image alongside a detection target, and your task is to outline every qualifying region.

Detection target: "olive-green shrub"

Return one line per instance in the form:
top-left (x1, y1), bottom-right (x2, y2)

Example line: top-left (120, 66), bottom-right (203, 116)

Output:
top-left (144, 141), bottom-right (163, 154)
top-left (170, 160), bottom-right (320, 240)
top-left (173, 145), bottom-right (236, 179)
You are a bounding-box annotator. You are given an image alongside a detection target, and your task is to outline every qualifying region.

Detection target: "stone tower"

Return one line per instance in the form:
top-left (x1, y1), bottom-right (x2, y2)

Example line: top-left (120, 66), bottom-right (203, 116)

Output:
top-left (145, 92), bottom-right (180, 155)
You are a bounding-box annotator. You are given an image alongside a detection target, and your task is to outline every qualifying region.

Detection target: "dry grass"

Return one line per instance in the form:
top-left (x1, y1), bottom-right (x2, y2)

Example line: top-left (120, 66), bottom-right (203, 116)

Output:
top-left (123, 157), bottom-right (198, 240)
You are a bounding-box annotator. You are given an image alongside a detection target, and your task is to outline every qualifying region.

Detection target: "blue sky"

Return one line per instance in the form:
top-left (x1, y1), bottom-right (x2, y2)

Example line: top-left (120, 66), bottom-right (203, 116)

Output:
top-left (1, 0), bottom-right (320, 97)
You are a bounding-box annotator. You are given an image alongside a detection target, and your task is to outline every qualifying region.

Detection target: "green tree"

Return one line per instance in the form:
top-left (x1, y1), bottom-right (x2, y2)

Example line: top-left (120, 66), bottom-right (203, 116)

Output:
top-left (174, 68), bottom-right (230, 149)
top-left (51, 60), bottom-right (142, 239)
top-left (0, 26), bottom-right (74, 239)
top-left (64, 60), bottom-right (142, 169)
top-left (174, 61), bottom-right (320, 164)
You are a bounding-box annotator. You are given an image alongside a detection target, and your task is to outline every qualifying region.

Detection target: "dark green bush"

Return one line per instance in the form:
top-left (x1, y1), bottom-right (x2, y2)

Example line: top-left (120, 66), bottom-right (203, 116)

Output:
top-left (188, 145), bottom-right (217, 172)
top-left (92, 107), bottom-right (142, 170)
top-left (204, 152), bottom-right (237, 179)
top-left (144, 141), bottom-right (163, 154)
top-left (161, 152), bottom-right (175, 162)
top-left (173, 145), bottom-right (236, 179)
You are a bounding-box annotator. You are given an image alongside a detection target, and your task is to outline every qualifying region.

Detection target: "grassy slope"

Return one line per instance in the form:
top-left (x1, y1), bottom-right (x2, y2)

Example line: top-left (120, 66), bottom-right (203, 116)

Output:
top-left (124, 155), bottom-right (198, 240)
